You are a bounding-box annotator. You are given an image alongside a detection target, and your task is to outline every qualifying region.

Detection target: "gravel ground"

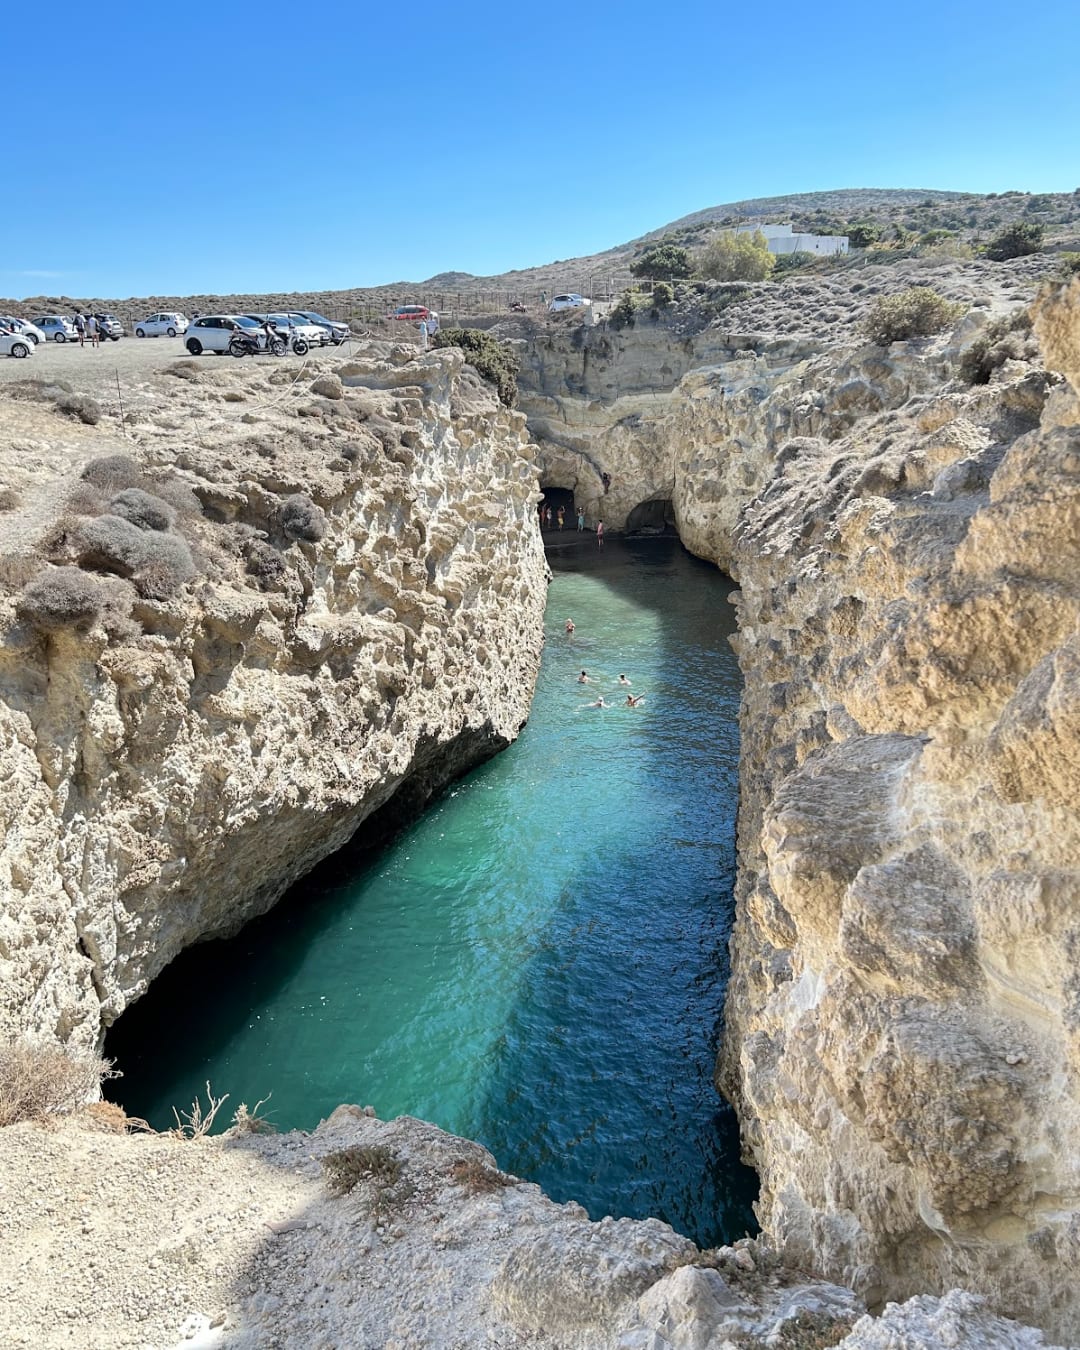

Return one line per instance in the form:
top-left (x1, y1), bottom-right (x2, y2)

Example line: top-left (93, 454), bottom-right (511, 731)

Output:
top-left (0, 334), bottom-right (370, 398)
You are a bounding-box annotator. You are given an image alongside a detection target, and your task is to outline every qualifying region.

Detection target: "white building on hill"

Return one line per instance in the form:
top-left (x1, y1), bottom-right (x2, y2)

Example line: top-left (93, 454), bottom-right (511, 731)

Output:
top-left (728, 222), bottom-right (849, 256)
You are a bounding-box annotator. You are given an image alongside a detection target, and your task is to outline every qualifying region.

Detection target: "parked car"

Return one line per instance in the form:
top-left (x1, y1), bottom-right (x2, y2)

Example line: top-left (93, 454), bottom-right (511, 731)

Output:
top-left (184, 314), bottom-right (264, 355)
top-left (92, 313), bottom-right (124, 341)
top-left (292, 311), bottom-right (351, 345)
top-left (548, 294), bottom-right (591, 312)
top-left (134, 312), bottom-right (188, 338)
top-left (244, 313), bottom-right (325, 348)
top-left (388, 305), bottom-right (430, 321)
top-left (0, 317), bottom-right (45, 345)
top-left (283, 313), bottom-right (335, 346)
top-left (34, 315), bottom-right (78, 342)
top-left (0, 331), bottom-right (33, 359)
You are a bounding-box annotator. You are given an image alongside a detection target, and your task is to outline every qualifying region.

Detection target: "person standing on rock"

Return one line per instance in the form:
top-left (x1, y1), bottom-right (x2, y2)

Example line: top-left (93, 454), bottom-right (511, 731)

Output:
top-left (557, 505), bottom-right (565, 530)
top-left (577, 507), bottom-right (585, 532)
top-left (545, 506), bottom-right (553, 529)
top-left (597, 520), bottom-right (604, 549)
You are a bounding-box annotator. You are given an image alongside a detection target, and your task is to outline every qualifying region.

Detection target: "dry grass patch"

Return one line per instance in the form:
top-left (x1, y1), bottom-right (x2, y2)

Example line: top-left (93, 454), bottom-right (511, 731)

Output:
top-left (449, 1156), bottom-right (514, 1194)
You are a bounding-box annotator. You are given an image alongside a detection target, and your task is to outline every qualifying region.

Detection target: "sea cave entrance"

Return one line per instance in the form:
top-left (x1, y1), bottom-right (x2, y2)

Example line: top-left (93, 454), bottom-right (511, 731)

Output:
top-left (626, 498), bottom-right (677, 534)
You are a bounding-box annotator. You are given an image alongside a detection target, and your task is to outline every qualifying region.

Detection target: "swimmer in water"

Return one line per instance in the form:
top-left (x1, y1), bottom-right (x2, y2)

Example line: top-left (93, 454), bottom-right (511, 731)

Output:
top-left (625, 693), bottom-right (646, 707)
top-left (581, 696), bottom-right (607, 709)
top-left (565, 618), bottom-right (575, 634)
top-left (577, 670), bottom-right (590, 683)
top-left (618, 673), bottom-right (631, 686)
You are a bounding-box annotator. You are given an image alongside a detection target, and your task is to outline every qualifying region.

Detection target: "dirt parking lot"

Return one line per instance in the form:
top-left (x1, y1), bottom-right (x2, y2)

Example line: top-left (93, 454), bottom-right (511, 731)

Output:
top-left (0, 333), bottom-right (367, 398)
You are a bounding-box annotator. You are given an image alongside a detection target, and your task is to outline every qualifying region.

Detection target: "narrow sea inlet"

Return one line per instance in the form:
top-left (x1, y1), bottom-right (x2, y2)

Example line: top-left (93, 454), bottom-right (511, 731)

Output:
top-left (108, 537), bottom-right (757, 1245)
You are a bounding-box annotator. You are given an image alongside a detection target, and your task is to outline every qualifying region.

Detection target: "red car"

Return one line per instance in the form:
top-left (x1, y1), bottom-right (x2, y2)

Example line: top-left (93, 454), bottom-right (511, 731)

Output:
top-left (388, 305), bottom-right (430, 321)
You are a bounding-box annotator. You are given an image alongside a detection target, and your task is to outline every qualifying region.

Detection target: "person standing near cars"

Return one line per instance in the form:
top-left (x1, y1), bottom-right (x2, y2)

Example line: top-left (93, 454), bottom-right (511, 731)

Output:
top-left (86, 314), bottom-right (99, 348)
top-left (74, 312), bottom-right (86, 346)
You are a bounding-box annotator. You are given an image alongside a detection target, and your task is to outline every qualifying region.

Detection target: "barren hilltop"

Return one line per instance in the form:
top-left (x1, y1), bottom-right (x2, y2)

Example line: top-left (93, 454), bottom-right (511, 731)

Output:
top-left (4, 186), bottom-right (1078, 326)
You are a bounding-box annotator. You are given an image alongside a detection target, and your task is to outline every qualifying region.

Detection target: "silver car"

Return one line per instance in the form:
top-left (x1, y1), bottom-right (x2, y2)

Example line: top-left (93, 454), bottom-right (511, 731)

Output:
top-left (34, 315), bottom-right (79, 342)
top-left (134, 312), bottom-right (188, 338)
top-left (293, 311), bottom-right (351, 345)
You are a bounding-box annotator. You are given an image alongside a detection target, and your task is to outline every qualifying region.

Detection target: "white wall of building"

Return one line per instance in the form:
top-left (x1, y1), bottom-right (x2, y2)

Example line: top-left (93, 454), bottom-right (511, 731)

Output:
top-left (727, 222), bottom-right (849, 256)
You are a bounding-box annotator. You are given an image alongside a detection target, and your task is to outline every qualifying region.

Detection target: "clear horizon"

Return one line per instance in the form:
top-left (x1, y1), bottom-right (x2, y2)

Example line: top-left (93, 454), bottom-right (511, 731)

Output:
top-left (5, 0), bottom-right (1078, 299)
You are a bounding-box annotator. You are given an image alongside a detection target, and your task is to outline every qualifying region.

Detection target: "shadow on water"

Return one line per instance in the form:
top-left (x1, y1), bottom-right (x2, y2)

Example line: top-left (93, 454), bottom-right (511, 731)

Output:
top-left (106, 534), bottom-right (757, 1247)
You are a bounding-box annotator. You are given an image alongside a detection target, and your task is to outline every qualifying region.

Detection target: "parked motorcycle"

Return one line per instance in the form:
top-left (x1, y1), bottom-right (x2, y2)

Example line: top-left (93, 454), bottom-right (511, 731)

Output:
top-left (229, 328), bottom-right (286, 357)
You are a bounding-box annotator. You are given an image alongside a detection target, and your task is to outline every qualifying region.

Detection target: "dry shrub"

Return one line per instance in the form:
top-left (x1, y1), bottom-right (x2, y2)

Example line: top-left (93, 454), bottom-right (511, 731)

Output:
top-left (65, 481), bottom-right (107, 516)
top-left (149, 477), bottom-right (202, 517)
top-left (0, 487), bottom-right (19, 512)
top-left (165, 360), bottom-right (201, 381)
top-left (77, 514), bottom-right (149, 575)
top-left (0, 1040), bottom-right (119, 1126)
top-left (244, 538), bottom-right (287, 590)
top-left (0, 554), bottom-right (44, 591)
top-left (110, 487), bottom-right (177, 532)
top-left (229, 1096), bottom-right (274, 1135)
top-left (18, 566), bottom-right (106, 632)
top-left (449, 1156), bottom-right (513, 1194)
top-left (223, 390), bottom-right (246, 403)
top-left (321, 1143), bottom-right (402, 1196)
top-left (82, 455), bottom-right (143, 494)
top-left (76, 516), bottom-right (196, 597)
top-left (280, 493), bottom-right (326, 542)
top-left (170, 1082), bottom-right (229, 1139)
top-left (55, 393), bottom-right (103, 426)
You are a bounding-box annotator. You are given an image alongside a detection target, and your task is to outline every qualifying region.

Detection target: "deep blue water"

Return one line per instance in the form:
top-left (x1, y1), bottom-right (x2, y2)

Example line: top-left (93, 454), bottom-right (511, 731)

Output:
top-left (107, 535), bottom-right (757, 1246)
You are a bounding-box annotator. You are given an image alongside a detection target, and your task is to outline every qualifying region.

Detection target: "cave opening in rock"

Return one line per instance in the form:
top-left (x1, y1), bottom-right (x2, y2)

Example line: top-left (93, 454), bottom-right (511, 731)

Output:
top-left (626, 498), bottom-right (677, 534)
top-left (538, 484), bottom-right (576, 522)
top-left (106, 536), bottom-right (757, 1246)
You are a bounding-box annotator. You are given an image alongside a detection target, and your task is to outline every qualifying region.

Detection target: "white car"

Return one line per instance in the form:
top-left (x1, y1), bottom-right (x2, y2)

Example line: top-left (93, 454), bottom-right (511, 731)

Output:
top-left (184, 314), bottom-right (264, 355)
top-left (35, 315), bottom-right (78, 342)
top-left (0, 331), bottom-right (34, 359)
top-left (0, 317), bottom-right (45, 345)
top-left (247, 313), bottom-right (327, 348)
top-left (134, 312), bottom-right (188, 338)
top-left (548, 294), bottom-right (591, 312)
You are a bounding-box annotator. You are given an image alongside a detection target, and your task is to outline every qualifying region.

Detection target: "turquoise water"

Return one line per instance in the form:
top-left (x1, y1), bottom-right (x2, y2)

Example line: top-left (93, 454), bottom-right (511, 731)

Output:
top-left (107, 536), bottom-right (757, 1245)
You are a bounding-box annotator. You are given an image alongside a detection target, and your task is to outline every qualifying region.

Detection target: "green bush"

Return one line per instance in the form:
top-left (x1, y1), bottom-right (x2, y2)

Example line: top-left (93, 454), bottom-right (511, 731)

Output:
top-left (433, 328), bottom-right (518, 407)
top-left (984, 221), bottom-right (1044, 261)
top-left (629, 240), bottom-right (692, 282)
top-left (770, 251), bottom-right (815, 276)
top-left (846, 221), bottom-right (881, 249)
top-left (862, 287), bottom-right (965, 345)
top-left (697, 230), bottom-right (775, 282)
top-left (1058, 252), bottom-right (1080, 278)
top-left (609, 290), bottom-right (639, 329)
top-left (651, 282), bottom-right (674, 308)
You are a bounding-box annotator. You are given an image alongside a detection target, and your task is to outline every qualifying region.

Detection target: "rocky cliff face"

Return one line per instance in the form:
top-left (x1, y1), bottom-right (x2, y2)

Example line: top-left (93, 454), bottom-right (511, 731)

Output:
top-left (511, 275), bottom-right (1080, 1340)
top-left (0, 344), bottom-right (546, 1049)
top-left (717, 281), bottom-right (1080, 1340)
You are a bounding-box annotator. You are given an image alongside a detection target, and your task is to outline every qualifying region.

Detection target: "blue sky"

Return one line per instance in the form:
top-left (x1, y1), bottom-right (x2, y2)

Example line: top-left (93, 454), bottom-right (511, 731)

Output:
top-left (4, 0), bottom-right (1077, 298)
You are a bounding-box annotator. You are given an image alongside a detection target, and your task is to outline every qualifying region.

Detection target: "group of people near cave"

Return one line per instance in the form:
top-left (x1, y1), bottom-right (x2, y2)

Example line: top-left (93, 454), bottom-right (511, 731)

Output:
top-left (538, 501), bottom-right (604, 547)
top-left (563, 618), bottom-right (645, 709)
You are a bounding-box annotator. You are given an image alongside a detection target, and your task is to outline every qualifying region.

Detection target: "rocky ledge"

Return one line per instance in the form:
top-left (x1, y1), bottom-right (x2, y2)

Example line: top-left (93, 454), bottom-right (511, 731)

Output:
top-left (0, 343), bottom-right (546, 1047)
top-left (0, 1106), bottom-right (1063, 1350)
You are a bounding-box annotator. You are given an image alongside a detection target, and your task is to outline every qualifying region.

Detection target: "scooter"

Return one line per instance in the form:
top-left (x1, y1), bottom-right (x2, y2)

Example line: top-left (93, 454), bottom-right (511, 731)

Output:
top-left (229, 329), bottom-right (285, 358)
